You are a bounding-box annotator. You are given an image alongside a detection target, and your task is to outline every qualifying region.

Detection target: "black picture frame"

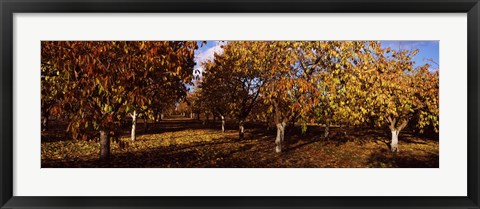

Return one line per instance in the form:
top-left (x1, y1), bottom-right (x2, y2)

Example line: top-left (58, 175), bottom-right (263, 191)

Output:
top-left (1, 0), bottom-right (479, 208)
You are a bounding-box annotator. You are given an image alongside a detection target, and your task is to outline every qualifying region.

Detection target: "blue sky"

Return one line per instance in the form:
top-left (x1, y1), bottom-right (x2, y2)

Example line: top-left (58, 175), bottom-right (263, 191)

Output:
top-left (193, 40), bottom-right (439, 79)
top-left (193, 41), bottom-right (226, 81)
top-left (380, 41), bottom-right (439, 69)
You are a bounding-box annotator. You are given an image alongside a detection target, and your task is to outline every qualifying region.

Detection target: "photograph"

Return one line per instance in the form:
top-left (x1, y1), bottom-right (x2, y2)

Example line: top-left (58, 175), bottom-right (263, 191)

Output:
top-left (2, 1), bottom-right (476, 208)
top-left (41, 40), bottom-right (439, 168)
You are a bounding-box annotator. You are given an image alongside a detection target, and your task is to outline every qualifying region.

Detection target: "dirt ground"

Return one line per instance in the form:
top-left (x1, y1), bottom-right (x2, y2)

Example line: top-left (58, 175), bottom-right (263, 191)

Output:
top-left (41, 117), bottom-right (439, 168)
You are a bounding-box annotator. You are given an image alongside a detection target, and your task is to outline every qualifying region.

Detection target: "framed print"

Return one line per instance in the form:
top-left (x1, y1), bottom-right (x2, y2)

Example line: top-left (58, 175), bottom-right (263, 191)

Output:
top-left (1, 0), bottom-right (479, 208)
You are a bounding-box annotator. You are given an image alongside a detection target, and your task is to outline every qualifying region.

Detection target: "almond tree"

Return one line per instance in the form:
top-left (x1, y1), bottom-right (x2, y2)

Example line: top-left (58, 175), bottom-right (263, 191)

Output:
top-left (343, 42), bottom-right (438, 152)
top-left (186, 90), bottom-right (203, 120)
top-left (200, 42), bottom-right (266, 139)
top-left (258, 41), bottom-right (306, 152)
top-left (41, 62), bottom-right (65, 131)
top-left (42, 41), bottom-right (132, 160)
top-left (293, 41), bottom-right (366, 137)
top-left (411, 65), bottom-right (439, 135)
top-left (41, 41), bottom-right (196, 160)
top-left (176, 100), bottom-right (191, 117)
top-left (200, 60), bottom-right (230, 132)
top-left (123, 41), bottom-right (196, 141)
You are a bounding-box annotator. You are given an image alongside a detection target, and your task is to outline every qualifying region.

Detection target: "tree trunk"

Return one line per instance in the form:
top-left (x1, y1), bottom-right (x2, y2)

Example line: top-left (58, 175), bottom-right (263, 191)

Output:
top-left (99, 130), bottom-right (110, 160)
top-left (160, 113), bottom-right (164, 120)
top-left (391, 130), bottom-right (399, 152)
top-left (131, 110), bottom-right (137, 141)
top-left (275, 122), bottom-right (286, 153)
top-left (144, 117), bottom-right (148, 133)
top-left (387, 116), bottom-right (408, 153)
top-left (221, 115), bottom-right (225, 133)
top-left (265, 118), bottom-right (270, 131)
top-left (239, 119), bottom-right (245, 140)
top-left (324, 124), bottom-right (330, 138)
top-left (41, 112), bottom-right (49, 131)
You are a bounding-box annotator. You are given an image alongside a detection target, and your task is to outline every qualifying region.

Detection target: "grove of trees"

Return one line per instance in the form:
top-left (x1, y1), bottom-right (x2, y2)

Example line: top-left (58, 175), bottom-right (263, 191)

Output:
top-left (41, 41), bottom-right (439, 163)
top-left (197, 41), bottom-right (439, 153)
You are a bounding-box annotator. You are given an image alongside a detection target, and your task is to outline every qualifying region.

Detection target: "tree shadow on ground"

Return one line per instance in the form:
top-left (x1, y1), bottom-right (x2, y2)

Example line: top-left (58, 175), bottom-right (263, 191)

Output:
top-left (284, 140), bottom-right (318, 153)
top-left (42, 135), bottom-right (274, 168)
top-left (366, 148), bottom-right (439, 168)
top-left (334, 127), bottom-right (433, 148)
top-left (42, 119), bottom-right (440, 168)
top-left (268, 125), bottom-right (370, 154)
top-left (400, 135), bottom-right (429, 145)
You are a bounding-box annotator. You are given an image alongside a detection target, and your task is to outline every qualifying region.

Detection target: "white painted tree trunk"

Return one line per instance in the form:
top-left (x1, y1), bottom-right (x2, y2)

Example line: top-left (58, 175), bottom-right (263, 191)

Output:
top-left (144, 117), bottom-right (148, 132)
top-left (391, 130), bottom-right (399, 152)
top-left (221, 115), bottom-right (225, 132)
top-left (99, 130), bottom-right (110, 160)
top-left (42, 115), bottom-right (48, 131)
top-left (131, 110), bottom-right (137, 141)
top-left (275, 122), bottom-right (286, 153)
top-left (324, 125), bottom-right (330, 138)
top-left (387, 117), bottom-right (408, 152)
top-left (239, 119), bottom-right (245, 139)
